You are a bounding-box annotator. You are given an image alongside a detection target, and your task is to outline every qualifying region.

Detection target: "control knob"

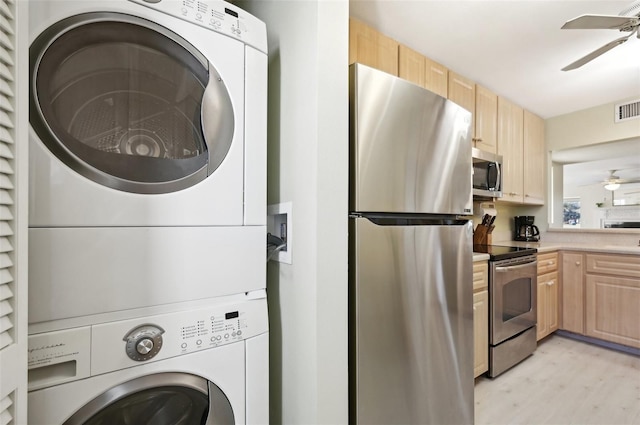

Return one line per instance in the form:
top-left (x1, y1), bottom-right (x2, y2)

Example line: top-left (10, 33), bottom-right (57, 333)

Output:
top-left (123, 324), bottom-right (165, 361)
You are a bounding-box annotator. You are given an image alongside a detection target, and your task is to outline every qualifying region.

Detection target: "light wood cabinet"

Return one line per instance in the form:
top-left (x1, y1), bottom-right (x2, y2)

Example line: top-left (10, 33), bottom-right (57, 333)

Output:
top-left (560, 251), bottom-right (640, 349)
top-left (448, 71), bottom-right (475, 127)
top-left (523, 110), bottom-right (545, 205)
top-left (398, 46), bottom-right (449, 98)
top-left (537, 252), bottom-right (559, 341)
top-left (497, 96), bottom-right (524, 203)
top-left (424, 56), bottom-right (448, 98)
top-left (398, 44), bottom-right (425, 87)
top-left (560, 252), bottom-right (584, 334)
top-left (473, 261), bottom-right (488, 378)
top-left (584, 254), bottom-right (640, 349)
top-left (474, 85), bottom-right (498, 154)
top-left (349, 18), bottom-right (398, 76)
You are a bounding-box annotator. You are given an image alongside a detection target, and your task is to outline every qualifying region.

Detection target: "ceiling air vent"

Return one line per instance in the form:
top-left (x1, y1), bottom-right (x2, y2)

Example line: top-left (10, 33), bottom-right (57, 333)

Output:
top-left (614, 99), bottom-right (640, 123)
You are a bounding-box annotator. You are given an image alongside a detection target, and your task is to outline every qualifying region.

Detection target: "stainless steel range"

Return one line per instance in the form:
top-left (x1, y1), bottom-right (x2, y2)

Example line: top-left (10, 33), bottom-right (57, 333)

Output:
top-left (474, 245), bottom-right (538, 377)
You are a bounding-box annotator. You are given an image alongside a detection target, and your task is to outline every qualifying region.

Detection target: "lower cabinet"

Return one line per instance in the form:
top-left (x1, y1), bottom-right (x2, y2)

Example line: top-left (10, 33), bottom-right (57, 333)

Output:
top-left (560, 252), bottom-right (584, 334)
top-left (537, 271), bottom-right (559, 340)
top-left (560, 251), bottom-right (640, 349)
top-left (473, 260), bottom-right (488, 378)
top-left (537, 252), bottom-right (559, 341)
top-left (585, 256), bottom-right (640, 349)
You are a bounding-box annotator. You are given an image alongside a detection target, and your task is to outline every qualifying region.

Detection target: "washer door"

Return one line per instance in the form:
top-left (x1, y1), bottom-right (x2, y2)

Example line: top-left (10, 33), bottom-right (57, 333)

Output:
top-left (30, 13), bottom-right (234, 194)
top-left (63, 372), bottom-right (234, 425)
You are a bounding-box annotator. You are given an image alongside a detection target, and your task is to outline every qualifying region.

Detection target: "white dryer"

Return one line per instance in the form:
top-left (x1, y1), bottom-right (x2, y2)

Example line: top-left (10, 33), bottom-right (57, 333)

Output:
top-left (28, 0), bottom-right (267, 326)
top-left (28, 292), bottom-right (268, 424)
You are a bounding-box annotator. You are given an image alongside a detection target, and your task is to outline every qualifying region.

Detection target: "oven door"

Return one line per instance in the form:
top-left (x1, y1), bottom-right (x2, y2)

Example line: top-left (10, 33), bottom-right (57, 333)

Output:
top-left (490, 257), bottom-right (537, 344)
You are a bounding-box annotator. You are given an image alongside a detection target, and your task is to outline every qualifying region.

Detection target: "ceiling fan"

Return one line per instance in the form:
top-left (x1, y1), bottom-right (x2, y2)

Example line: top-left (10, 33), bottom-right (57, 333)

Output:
top-left (602, 169), bottom-right (640, 191)
top-left (561, 0), bottom-right (640, 71)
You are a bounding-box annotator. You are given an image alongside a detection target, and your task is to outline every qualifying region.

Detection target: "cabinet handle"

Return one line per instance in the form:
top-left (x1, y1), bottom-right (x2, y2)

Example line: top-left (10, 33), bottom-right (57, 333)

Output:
top-left (473, 306), bottom-right (477, 311)
top-left (547, 280), bottom-right (555, 286)
top-left (547, 261), bottom-right (553, 265)
top-left (576, 261), bottom-right (581, 266)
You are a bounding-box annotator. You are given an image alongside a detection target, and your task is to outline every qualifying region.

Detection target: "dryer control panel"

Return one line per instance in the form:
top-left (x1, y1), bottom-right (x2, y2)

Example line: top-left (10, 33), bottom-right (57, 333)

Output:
top-left (89, 296), bottom-right (268, 376)
top-left (130, 0), bottom-right (268, 53)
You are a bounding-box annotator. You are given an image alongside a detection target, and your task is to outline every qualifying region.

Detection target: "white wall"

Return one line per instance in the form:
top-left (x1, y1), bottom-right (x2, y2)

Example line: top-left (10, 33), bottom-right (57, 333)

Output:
top-left (236, 1), bottom-right (349, 424)
top-left (546, 98), bottom-right (640, 151)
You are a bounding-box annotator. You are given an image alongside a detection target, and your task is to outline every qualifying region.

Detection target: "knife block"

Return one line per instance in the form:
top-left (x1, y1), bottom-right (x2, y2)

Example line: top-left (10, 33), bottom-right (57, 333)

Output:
top-left (473, 225), bottom-right (492, 245)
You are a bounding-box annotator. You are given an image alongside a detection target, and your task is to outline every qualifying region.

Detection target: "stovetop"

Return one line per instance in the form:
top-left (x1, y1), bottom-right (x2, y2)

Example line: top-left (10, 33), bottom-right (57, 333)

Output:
top-left (473, 244), bottom-right (537, 261)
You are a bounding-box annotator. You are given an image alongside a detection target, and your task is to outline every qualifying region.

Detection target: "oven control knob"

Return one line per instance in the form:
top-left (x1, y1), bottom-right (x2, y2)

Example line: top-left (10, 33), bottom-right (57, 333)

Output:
top-left (123, 325), bottom-right (165, 361)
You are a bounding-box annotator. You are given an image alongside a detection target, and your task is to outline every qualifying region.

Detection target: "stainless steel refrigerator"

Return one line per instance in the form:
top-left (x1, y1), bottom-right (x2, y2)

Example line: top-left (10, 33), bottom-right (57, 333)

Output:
top-left (349, 63), bottom-right (474, 424)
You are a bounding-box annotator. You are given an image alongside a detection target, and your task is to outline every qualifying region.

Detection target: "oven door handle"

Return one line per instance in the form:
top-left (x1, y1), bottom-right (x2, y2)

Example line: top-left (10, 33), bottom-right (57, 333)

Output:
top-left (495, 261), bottom-right (537, 272)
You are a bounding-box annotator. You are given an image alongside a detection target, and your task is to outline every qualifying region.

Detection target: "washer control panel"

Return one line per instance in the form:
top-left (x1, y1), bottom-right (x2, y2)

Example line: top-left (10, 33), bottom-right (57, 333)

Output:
top-left (90, 296), bottom-right (268, 376)
top-left (123, 324), bottom-right (165, 361)
top-left (130, 0), bottom-right (267, 53)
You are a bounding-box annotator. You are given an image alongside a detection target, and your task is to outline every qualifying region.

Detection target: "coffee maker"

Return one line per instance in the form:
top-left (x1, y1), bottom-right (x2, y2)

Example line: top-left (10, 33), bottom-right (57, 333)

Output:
top-left (514, 216), bottom-right (540, 242)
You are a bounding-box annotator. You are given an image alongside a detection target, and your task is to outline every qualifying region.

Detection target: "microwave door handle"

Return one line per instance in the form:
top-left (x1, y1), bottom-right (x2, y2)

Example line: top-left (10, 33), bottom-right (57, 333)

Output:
top-left (495, 161), bottom-right (501, 191)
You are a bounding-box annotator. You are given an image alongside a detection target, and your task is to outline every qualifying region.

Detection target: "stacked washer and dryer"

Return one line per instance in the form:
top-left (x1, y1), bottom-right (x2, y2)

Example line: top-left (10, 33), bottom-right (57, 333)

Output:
top-left (26, 1), bottom-right (268, 423)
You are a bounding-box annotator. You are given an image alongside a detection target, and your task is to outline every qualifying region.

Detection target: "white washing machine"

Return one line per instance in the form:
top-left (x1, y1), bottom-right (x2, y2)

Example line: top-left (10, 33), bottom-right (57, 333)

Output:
top-left (28, 0), bottom-right (267, 326)
top-left (28, 292), bottom-right (268, 424)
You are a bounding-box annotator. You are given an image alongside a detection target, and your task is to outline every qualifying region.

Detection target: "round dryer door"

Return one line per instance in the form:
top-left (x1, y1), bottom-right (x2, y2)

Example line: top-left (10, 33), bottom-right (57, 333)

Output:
top-left (62, 372), bottom-right (235, 425)
top-left (30, 13), bottom-right (235, 194)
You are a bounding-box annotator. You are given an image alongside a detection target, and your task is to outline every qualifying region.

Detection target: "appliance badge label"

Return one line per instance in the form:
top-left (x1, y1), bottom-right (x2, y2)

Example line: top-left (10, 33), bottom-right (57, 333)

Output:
top-left (27, 326), bottom-right (91, 369)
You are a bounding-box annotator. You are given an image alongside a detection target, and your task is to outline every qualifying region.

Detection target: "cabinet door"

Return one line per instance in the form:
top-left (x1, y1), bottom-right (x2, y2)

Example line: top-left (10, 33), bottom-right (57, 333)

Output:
top-left (474, 85), bottom-right (498, 154)
top-left (537, 271), bottom-right (559, 341)
top-left (398, 44), bottom-right (425, 87)
top-left (473, 290), bottom-right (489, 377)
top-left (523, 110), bottom-right (545, 205)
top-left (585, 274), bottom-right (640, 349)
top-left (561, 253), bottom-right (584, 334)
top-left (497, 96), bottom-right (524, 203)
top-left (447, 72), bottom-right (475, 134)
top-left (548, 273), bottom-right (559, 335)
top-left (349, 18), bottom-right (398, 76)
top-left (424, 56), bottom-right (448, 98)
top-left (537, 278), bottom-right (549, 340)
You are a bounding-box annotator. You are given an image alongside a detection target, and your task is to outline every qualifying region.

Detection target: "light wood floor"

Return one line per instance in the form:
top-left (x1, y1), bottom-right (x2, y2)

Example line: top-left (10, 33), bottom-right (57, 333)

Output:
top-left (475, 335), bottom-right (640, 425)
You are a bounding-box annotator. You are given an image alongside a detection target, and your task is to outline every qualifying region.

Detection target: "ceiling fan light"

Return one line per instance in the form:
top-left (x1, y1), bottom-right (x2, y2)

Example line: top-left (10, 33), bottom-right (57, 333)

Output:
top-left (605, 182), bottom-right (621, 191)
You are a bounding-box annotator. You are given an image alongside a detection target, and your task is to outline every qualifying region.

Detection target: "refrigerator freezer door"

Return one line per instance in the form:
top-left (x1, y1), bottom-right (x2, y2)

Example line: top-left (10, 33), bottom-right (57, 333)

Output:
top-left (349, 217), bottom-right (474, 424)
top-left (350, 64), bottom-right (472, 215)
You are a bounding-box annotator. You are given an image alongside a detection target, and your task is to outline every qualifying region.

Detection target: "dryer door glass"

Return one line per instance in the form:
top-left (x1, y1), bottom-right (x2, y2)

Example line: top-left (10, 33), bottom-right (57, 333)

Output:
top-left (30, 13), bottom-right (235, 194)
top-left (63, 373), bottom-right (235, 425)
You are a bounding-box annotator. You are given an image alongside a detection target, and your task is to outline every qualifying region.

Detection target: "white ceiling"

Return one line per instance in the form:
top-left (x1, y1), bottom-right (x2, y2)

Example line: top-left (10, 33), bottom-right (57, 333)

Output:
top-left (349, 0), bottom-right (640, 119)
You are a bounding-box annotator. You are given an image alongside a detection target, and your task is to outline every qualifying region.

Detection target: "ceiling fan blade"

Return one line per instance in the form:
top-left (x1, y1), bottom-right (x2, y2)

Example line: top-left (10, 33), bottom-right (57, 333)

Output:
top-left (561, 14), bottom-right (639, 30)
top-left (561, 35), bottom-right (630, 71)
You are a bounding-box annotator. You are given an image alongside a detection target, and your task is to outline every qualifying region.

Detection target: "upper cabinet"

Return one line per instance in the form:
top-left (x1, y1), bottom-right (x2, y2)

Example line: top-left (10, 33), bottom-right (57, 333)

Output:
top-left (398, 44), bottom-right (425, 87)
top-left (448, 71), bottom-right (475, 124)
top-left (349, 18), bottom-right (398, 76)
top-left (497, 96), bottom-right (524, 203)
top-left (474, 85), bottom-right (498, 154)
top-left (399, 44), bottom-right (449, 98)
top-left (424, 56), bottom-right (448, 98)
top-left (523, 110), bottom-right (545, 205)
top-left (497, 98), bottom-right (545, 206)
top-left (447, 74), bottom-right (498, 155)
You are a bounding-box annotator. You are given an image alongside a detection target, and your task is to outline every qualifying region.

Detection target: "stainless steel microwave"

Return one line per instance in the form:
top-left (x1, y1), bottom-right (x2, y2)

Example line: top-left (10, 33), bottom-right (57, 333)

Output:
top-left (472, 148), bottom-right (502, 198)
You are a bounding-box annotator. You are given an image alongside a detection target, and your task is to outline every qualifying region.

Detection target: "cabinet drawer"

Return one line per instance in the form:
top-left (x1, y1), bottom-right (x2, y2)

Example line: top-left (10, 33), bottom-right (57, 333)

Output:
top-left (473, 261), bottom-right (488, 291)
top-left (537, 252), bottom-right (558, 275)
top-left (586, 254), bottom-right (640, 278)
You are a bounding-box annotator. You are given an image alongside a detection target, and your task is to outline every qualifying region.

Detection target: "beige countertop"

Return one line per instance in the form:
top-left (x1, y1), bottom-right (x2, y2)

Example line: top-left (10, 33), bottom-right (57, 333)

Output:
top-left (484, 241), bottom-right (640, 256)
